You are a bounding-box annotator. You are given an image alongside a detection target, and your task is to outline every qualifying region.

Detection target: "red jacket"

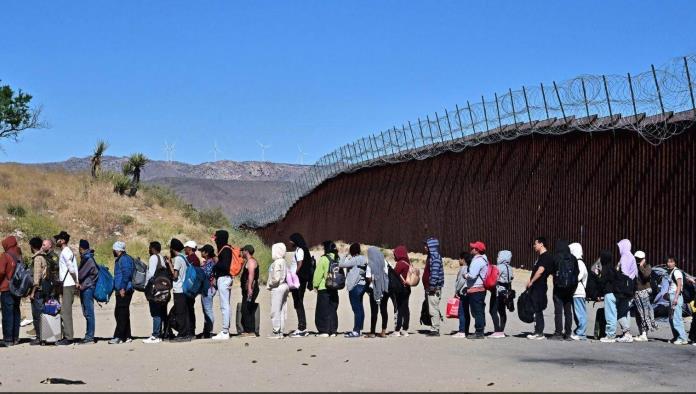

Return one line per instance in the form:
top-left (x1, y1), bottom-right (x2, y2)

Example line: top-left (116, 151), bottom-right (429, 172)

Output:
top-left (0, 236), bottom-right (21, 292)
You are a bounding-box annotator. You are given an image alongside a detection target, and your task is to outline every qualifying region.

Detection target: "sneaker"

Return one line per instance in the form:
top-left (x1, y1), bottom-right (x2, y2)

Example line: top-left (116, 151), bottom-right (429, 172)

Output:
top-left (79, 338), bottom-right (95, 345)
top-left (452, 332), bottom-right (467, 338)
top-left (634, 332), bottom-right (648, 342)
top-left (108, 338), bottom-right (123, 345)
top-left (290, 329), bottom-right (309, 338)
top-left (20, 318), bottom-right (33, 327)
top-left (600, 336), bottom-right (616, 343)
top-left (30, 339), bottom-right (42, 346)
top-left (268, 330), bottom-right (283, 339)
top-left (673, 339), bottom-right (688, 345)
top-left (400, 331), bottom-right (409, 337)
top-left (527, 333), bottom-right (545, 340)
top-left (240, 332), bottom-right (256, 338)
top-left (143, 336), bottom-right (161, 344)
top-left (124, 338), bottom-right (133, 343)
top-left (389, 332), bottom-right (401, 338)
top-left (471, 334), bottom-right (485, 340)
top-left (212, 331), bottom-right (230, 340)
top-left (56, 339), bottom-right (73, 346)
top-left (316, 333), bottom-right (329, 338)
top-left (570, 334), bottom-right (587, 341)
top-left (616, 333), bottom-right (634, 343)
top-left (330, 333), bottom-right (337, 337)
top-left (489, 332), bottom-right (505, 339)
top-left (426, 331), bottom-right (440, 337)
top-left (344, 331), bottom-right (361, 338)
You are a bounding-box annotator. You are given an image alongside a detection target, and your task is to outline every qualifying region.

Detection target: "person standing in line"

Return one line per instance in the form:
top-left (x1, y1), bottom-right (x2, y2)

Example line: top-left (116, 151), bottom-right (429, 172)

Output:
top-left (54, 231), bottom-right (79, 346)
top-left (313, 241), bottom-right (340, 337)
top-left (28, 237), bottom-right (47, 346)
top-left (240, 245), bottom-right (260, 337)
top-left (110, 241), bottom-right (134, 344)
top-left (144, 241), bottom-right (168, 344)
top-left (0, 236), bottom-right (22, 347)
top-left (424, 237), bottom-right (445, 337)
top-left (365, 246), bottom-right (389, 338)
top-left (632, 251), bottom-right (657, 342)
top-left (526, 237), bottom-right (554, 340)
top-left (466, 241), bottom-right (488, 340)
top-left (666, 256), bottom-right (689, 345)
top-left (199, 244), bottom-right (217, 339)
top-left (169, 238), bottom-right (191, 342)
top-left (267, 243), bottom-right (289, 339)
top-left (551, 240), bottom-right (579, 341)
top-left (490, 250), bottom-right (513, 338)
top-left (599, 250), bottom-right (619, 343)
top-left (212, 230), bottom-right (232, 340)
top-left (77, 240), bottom-right (98, 344)
top-left (183, 240), bottom-right (199, 338)
top-left (569, 243), bottom-right (588, 341)
top-left (453, 252), bottom-right (471, 338)
top-left (614, 239), bottom-right (637, 343)
top-left (41, 239), bottom-right (59, 298)
top-left (340, 243), bottom-right (368, 338)
top-left (391, 245), bottom-right (412, 337)
top-left (289, 233), bottom-right (312, 338)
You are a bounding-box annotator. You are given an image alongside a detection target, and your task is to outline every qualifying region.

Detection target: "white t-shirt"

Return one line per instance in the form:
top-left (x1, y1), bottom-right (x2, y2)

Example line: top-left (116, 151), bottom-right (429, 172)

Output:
top-left (146, 254), bottom-right (166, 282)
top-left (58, 246), bottom-right (78, 287)
top-left (291, 248), bottom-right (304, 273)
top-left (172, 255), bottom-right (187, 294)
top-left (669, 269), bottom-right (683, 294)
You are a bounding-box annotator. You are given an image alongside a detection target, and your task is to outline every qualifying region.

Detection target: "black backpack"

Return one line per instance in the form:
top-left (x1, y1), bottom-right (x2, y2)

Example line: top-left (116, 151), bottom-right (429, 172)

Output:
top-left (554, 253), bottom-right (578, 290)
top-left (614, 266), bottom-right (635, 298)
top-left (387, 265), bottom-right (405, 296)
top-left (145, 256), bottom-right (172, 303)
top-left (420, 298), bottom-right (432, 326)
top-left (324, 254), bottom-right (345, 290)
top-left (517, 290), bottom-right (535, 323)
top-left (9, 254), bottom-right (33, 298)
top-left (585, 270), bottom-right (602, 301)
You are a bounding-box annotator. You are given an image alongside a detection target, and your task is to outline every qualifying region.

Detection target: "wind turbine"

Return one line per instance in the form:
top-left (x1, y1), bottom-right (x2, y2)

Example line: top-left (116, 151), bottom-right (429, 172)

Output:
top-left (297, 145), bottom-right (309, 165)
top-left (257, 141), bottom-right (271, 162)
top-left (163, 141), bottom-right (176, 163)
top-left (210, 141), bottom-right (222, 161)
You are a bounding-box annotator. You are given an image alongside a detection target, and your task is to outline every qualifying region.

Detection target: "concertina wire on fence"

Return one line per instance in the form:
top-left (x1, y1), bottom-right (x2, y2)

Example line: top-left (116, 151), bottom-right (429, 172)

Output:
top-left (238, 54), bottom-right (696, 228)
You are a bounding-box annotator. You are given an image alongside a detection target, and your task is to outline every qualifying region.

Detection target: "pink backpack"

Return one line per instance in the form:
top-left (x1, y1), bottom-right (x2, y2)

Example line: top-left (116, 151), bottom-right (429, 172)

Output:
top-left (286, 266), bottom-right (300, 290)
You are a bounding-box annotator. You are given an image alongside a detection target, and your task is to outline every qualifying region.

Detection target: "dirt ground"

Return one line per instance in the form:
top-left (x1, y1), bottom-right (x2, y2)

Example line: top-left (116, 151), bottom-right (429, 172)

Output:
top-left (1, 254), bottom-right (694, 392)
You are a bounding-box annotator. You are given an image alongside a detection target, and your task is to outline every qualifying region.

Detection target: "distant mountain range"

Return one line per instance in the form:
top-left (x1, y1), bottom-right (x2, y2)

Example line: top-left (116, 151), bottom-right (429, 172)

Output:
top-left (27, 156), bottom-right (308, 224)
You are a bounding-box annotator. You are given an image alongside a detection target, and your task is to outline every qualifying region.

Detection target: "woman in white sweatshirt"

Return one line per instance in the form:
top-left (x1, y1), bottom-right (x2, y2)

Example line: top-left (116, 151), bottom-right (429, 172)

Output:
top-left (569, 243), bottom-right (588, 341)
top-left (267, 243), bottom-right (289, 339)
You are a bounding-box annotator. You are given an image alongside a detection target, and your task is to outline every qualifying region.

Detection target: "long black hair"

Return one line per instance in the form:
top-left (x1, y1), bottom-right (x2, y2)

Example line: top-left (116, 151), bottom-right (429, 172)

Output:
top-left (322, 240), bottom-right (337, 256)
top-left (289, 233), bottom-right (311, 265)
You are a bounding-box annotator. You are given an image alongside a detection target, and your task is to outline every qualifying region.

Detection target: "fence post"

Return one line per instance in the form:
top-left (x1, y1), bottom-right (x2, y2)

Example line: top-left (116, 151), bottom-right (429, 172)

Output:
top-left (540, 82), bottom-right (550, 119)
top-left (370, 135), bottom-right (379, 160)
top-left (467, 100), bottom-right (476, 134)
top-left (401, 124), bottom-right (410, 150)
top-left (455, 104), bottom-right (465, 138)
top-left (445, 109), bottom-right (455, 141)
top-left (494, 93), bottom-right (502, 130)
top-left (522, 86), bottom-right (532, 124)
top-left (481, 96), bottom-right (490, 133)
top-left (434, 112), bottom-right (445, 143)
top-left (581, 78), bottom-right (590, 118)
top-left (602, 75), bottom-right (613, 118)
top-left (417, 118), bottom-right (426, 143)
top-left (628, 73), bottom-right (638, 117)
top-left (426, 115), bottom-right (435, 143)
top-left (651, 64), bottom-right (665, 116)
top-left (685, 57), bottom-right (696, 111)
top-left (553, 81), bottom-right (567, 123)
top-left (408, 121), bottom-right (416, 148)
top-left (509, 88), bottom-right (518, 126)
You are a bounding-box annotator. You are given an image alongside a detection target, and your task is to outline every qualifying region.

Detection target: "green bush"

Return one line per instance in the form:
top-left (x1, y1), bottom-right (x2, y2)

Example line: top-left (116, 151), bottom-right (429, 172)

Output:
top-left (119, 215), bottom-right (135, 226)
top-left (111, 173), bottom-right (132, 195)
top-left (16, 212), bottom-right (61, 240)
top-left (197, 207), bottom-right (231, 229)
top-left (6, 203), bottom-right (26, 217)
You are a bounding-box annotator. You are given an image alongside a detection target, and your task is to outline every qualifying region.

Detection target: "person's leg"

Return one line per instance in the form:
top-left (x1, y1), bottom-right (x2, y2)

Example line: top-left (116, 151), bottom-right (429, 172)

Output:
top-left (402, 287), bottom-right (411, 331)
top-left (174, 294), bottom-right (190, 337)
top-left (124, 291), bottom-right (132, 340)
top-left (689, 312), bottom-right (696, 343)
top-left (461, 294), bottom-right (471, 335)
top-left (498, 293), bottom-right (508, 331)
top-left (379, 294), bottom-right (389, 332)
top-left (348, 286), bottom-right (361, 333)
top-left (534, 310), bottom-right (545, 336)
top-left (670, 293), bottom-right (688, 341)
top-left (9, 294), bottom-right (20, 343)
top-left (293, 282), bottom-right (307, 331)
top-left (369, 291), bottom-right (378, 334)
top-left (186, 296), bottom-right (196, 337)
top-left (634, 292), bottom-right (645, 335)
top-left (563, 298), bottom-right (573, 336)
top-left (31, 293), bottom-right (44, 340)
top-left (202, 294), bottom-right (214, 336)
top-left (249, 287), bottom-right (259, 334)
top-left (472, 292), bottom-right (486, 335)
top-left (81, 288), bottom-right (95, 340)
top-left (573, 297), bottom-right (587, 337)
top-left (271, 287), bottom-right (282, 332)
top-left (552, 293), bottom-right (563, 335)
top-left (217, 276), bottom-right (232, 334)
top-left (616, 297), bottom-right (631, 335)
top-left (489, 290), bottom-right (501, 332)
top-left (428, 289), bottom-right (442, 333)
top-left (457, 295), bottom-right (466, 333)
top-left (61, 286), bottom-right (75, 340)
top-left (604, 293), bottom-right (618, 338)
top-left (1, 292), bottom-right (12, 343)
top-left (149, 301), bottom-right (160, 338)
top-left (280, 286), bottom-right (289, 333)
top-left (113, 292), bottom-right (125, 340)
top-left (329, 289), bottom-right (339, 334)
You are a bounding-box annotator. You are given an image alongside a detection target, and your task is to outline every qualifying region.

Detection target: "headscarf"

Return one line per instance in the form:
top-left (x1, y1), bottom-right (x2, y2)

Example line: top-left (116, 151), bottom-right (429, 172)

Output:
top-left (367, 246), bottom-right (388, 301)
top-left (617, 239), bottom-right (637, 279)
top-left (394, 245), bottom-right (410, 264)
top-left (569, 243), bottom-right (583, 262)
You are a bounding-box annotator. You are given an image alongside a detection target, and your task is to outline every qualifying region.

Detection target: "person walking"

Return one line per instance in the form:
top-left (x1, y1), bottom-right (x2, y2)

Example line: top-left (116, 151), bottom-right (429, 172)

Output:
top-left (365, 246), bottom-right (389, 338)
top-left (28, 237), bottom-right (48, 346)
top-left (199, 244), bottom-right (217, 339)
top-left (0, 236), bottom-right (22, 347)
top-left (240, 245), bottom-right (260, 337)
top-left (313, 241), bottom-right (340, 337)
top-left (490, 250), bottom-right (513, 338)
top-left (267, 243), bottom-right (290, 339)
top-left (424, 237), bottom-right (445, 337)
top-left (392, 245), bottom-right (412, 337)
top-left (632, 251), bottom-right (657, 342)
top-left (110, 241), bottom-right (134, 344)
top-left (77, 240), bottom-right (98, 344)
top-left (169, 238), bottom-right (191, 342)
top-left (666, 257), bottom-right (689, 345)
top-left (569, 243), bottom-right (588, 341)
top-left (551, 240), bottom-right (579, 340)
top-left (212, 230), bottom-right (233, 340)
top-left (339, 243), bottom-right (367, 338)
top-left (289, 233), bottom-right (312, 338)
top-left (55, 231), bottom-right (79, 346)
top-left (453, 252), bottom-right (471, 338)
top-left (144, 241), bottom-right (168, 344)
top-left (466, 241), bottom-right (488, 340)
top-left (526, 237), bottom-right (554, 340)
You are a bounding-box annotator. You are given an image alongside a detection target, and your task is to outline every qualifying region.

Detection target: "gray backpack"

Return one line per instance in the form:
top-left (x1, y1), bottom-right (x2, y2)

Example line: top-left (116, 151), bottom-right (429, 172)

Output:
top-left (9, 254), bottom-right (34, 297)
top-left (131, 257), bottom-right (148, 292)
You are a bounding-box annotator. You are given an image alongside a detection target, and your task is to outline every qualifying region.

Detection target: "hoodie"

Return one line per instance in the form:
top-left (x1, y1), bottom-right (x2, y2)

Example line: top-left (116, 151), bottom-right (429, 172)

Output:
top-left (617, 239), bottom-right (637, 280)
top-left (599, 251), bottom-right (615, 295)
top-left (367, 247), bottom-right (389, 302)
top-left (78, 250), bottom-right (99, 290)
top-left (0, 236), bottom-right (21, 292)
top-left (425, 238), bottom-right (445, 289)
top-left (393, 245), bottom-right (410, 281)
top-left (267, 243), bottom-right (287, 289)
top-left (569, 243), bottom-right (588, 298)
top-left (496, 250), bottom-right (514, 284)
top-left (213, 230), bottom-right (231, 278)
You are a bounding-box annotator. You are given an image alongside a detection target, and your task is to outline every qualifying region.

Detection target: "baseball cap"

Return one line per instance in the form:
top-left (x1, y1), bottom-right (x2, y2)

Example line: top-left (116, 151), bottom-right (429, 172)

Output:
top-left (184, 240), bottom-right (197, 249)
top-left (634, 250), bottom-right (646, 260)
top-left (469, 241), bottom-right (487, 253)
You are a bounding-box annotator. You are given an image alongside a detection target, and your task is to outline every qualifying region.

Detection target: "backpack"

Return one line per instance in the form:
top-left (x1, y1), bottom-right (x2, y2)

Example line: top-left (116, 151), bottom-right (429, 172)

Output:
top-left (670, 269), bottom-right (694, 304)
top-left (517, 290), bottom-right (535, 323)
top-left (405, 263), bottom-right (420, 287)
top-left (585, 270), bottom-right (602, 301)
top-left (286, 266), bottom-right (300, 290)
top-left (554, 254), bottom-right (578, 290)
top-left (9, 255), bottom-right (33, 298)
top-left (145, 255), bottom-right (172, 303)
top-left (482, 264), bottom-right (499, 291)
top-left (614, 266), bottom-right (635, 298)
top-left (387, 264), bottom-right (405, 295)
top-left (131, 257), bottom-right (148, 292)
top-left (324, 254), bottom-right (345, 290)
top-left (225, 246), bottom-right (244, 277)
top-left (420, 298), bottom-right (432, 326)
top-left (182, 255), bottom-right (206, 298)
top-left (94, 264), bottom-right (115, 303)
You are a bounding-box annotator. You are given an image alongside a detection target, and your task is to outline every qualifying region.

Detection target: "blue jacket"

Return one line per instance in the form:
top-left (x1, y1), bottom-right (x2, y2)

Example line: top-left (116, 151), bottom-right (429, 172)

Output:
top-left (113, 253), bottom-right (134, 292)
top-left (426, 238), bottom-right (445, 289)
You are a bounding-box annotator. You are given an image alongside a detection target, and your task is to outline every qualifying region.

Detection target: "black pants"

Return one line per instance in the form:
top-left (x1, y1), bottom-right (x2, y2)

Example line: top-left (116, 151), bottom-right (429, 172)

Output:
top-left (469, 291), bottom-right (486, 335)
top-left (186, 296), bottom-right (196, 336)
top-left (489, 289), bottom-right (508, 332)
top-left (689, 315), bottom-right (696, 342)
top-left (291, 280), bottom-right (307, 331)
top-left (173, 293), bottom-right (190, 337)
top-left (315, 289), bottom-right (339, 334)
top-left (113, 290), bottom-right (133, 341)
top-left (368, 290), bottom-right (389, 333)
top-left (241, 287), bottom-right (259, 334)
top-left (393, 287), bottom-right (411, 331)
top-left (553, 293), bottom-right (573, 336)
top-left (534, 311), bottom-right (545, 335)
top-left (31, 293), bottom-right (44, 340)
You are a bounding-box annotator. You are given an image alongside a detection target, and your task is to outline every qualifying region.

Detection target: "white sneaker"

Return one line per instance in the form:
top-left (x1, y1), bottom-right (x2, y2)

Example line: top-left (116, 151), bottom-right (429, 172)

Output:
top-left (600, 336), bottom-right (616, 343)
top-left (452, 332), bottom-right (467, 338)
top-left (673, 339), bottom-right (688, 345)
top-left (124, 338), bottom-right (133, 343)
top-left (389, 332), bottom-right (401, 338)
top-left (290, 329), bottom-right (309, 338)
top-left (316, 333), bottom-right (329, 338)
top-left (212, 331), bottom-right (230, 340)
top-left (143, 336), bottom-right (161, 344)
top-left (616, 333), bottom-right (634, 343)
top-left (634, 332), bottom-right (648, 342)
top-left (329, 333), bottom-right (337, 337)
top-left (400, 331), bottom-right (409, 337)
top-left (20, 319), bottom-right (33, 327)
top-left (527, 334), bottom-right (545, 340)
top-left (268, 331), bottom-right (283, 339)
top-left (490, 332), bottom-right (505, 339)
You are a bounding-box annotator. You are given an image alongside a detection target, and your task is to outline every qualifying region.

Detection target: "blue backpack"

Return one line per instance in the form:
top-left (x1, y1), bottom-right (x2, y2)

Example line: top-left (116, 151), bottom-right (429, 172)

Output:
top-left (182, 255), bottom-right (207, 298)
top-left (94, 264), bottom-right (115, 303)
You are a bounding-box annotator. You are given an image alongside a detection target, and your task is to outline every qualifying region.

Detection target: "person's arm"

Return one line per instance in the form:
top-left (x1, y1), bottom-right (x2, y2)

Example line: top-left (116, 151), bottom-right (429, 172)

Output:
top-left (146, 255), bottom-right (158, 282)
top-left (68, 253), bottom-right (79, 286)
top-left (674, 276), bottom-right (683, 307)
top-left (247, 259), bottom-right (256, 299)
top-left (527, 266), bottom-right (545, 289)
top-left (312, 257), bottom-right (326, 290)
top-left (339, 255), bottom-right (357, 269)
top-left (295, 249), bottom-right (304, 273)
top-left (0, 257), bottom-right (6, 284)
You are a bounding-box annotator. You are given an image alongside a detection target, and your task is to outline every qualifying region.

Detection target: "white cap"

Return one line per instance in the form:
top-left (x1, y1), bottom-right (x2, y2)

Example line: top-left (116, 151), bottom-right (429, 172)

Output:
top-left (112, 241), bottom-right (126, 252)
top-left (184, 240), bottom-right (197, 249)
top-left (634, 250), bottom-right (646, 259)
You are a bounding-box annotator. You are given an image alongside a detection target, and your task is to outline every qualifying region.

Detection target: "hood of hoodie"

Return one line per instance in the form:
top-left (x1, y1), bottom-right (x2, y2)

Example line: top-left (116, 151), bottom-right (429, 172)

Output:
top-left (497, 250), bottom-right (512, 265)
top-left (569, 243), bottom-right (583, 261)
top-left (617, 239), bottom-right (632, 257)
top-left (271, 243), bottom-right (287, 260)
top-left (394, 245), bottom-right (410, 263)
top-left (1, 236), bottom-right (20, 256)
top-left (426, 238), bottom-right (442, 264)
top-left (617, 238), bottom-right (637, 279)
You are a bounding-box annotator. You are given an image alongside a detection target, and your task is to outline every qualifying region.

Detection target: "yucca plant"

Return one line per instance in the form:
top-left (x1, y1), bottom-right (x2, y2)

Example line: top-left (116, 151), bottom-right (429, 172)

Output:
top-left (125, 153), bottom-right (148, 196)
top-left (112, 173), bottom-right (131, 195)
top-left (90, 140), bottom-right (109, 179)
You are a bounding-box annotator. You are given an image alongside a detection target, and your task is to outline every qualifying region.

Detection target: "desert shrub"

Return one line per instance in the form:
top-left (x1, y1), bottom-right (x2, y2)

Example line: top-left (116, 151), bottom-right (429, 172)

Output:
top-left (119, 215), bottom-right (135, 226)
top-left (6, 203), bottom-right (26, 217)
top-left (16, 212), bottom-right (61, 240)
top-left (111, 173), bottom-right (132, 195)
top-left (35, 188), bottom-right (53, 199)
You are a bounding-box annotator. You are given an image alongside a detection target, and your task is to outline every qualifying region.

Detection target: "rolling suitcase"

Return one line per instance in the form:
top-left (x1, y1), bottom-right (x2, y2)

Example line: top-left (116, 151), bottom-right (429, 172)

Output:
top-left (40, 313), bottom-right (62, 343)
top-left (236, 302), bottom-right (260, 336)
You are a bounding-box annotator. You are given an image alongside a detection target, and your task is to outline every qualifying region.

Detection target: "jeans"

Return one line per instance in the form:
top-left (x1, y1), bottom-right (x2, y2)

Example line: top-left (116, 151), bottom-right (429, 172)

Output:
top-left (468, 291), bottom-right (486, 335)
top-left (572, 297), bottom-right (587, 338)
top-left (457, 293), bottom-right (470, 334)
top-left (616, 296), bottom-right (631, 334)
top-left (201, 292), bottom-right (215, 336)
top-left (489, 289), bottom-right (508, 332)
top-left (669, 291), bottom-right (687, 341)
top-left (31, 293), bottom-right (44, 340)
top-left (1, 291), bottom-right (20, 343)
top-left (291, 281), bottom-right (308, 331)
top-left (113, 290), bottom-right (133, 341)
top-left (604, 292), bottom-right (618, 338)
top-left (394, 287), bottom-right (411, 331)
top-left (148, 301), bottom-right (167, 338)
top-left (61, 285), bottom-right (76, 340)
top-left (348, 284), bottom-right (366, 333)
top-left (217, 276), bottom-right (233, 332)
top-left (553, 293), bottom-right (573, 336)
top-left (427, 289), bottom-right (443, 332)
top-left (80, 287), bottom-right (96, 340)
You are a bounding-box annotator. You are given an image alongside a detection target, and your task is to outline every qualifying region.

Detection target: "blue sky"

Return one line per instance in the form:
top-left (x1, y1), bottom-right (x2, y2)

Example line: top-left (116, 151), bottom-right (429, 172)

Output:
top-left (1, 1), bottom-right (695, 164)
